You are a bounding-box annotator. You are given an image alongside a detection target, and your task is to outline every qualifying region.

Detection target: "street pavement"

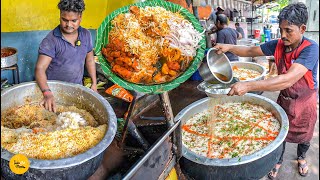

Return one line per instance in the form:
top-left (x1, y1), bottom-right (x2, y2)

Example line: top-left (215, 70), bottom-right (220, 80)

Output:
top-left (260, 91), bottom-right (319, 180)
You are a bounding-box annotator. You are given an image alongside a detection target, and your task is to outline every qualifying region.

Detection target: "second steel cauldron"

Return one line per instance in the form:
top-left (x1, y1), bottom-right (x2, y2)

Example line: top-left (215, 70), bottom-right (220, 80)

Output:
top-left (175, 94), bottom-right (289, 180)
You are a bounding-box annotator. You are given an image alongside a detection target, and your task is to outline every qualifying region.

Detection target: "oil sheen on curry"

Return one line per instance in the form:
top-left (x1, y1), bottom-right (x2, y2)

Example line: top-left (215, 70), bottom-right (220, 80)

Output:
top-left (182, 101), bottom-right (280, 159)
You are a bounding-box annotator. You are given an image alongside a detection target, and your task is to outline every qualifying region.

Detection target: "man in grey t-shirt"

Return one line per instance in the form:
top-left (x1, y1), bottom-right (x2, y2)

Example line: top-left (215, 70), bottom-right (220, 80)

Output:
top-left (35, 0), bottom-right (97, 112)
top-left (215, 14), bottom-right (242, 61)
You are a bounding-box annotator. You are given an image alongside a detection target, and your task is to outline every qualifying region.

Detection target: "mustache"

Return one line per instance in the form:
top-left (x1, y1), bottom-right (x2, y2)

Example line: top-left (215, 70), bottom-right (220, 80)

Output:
top-left (282, 38), bottom-right (289, 42)
top-left (64, 26), bottom-right (74, 29)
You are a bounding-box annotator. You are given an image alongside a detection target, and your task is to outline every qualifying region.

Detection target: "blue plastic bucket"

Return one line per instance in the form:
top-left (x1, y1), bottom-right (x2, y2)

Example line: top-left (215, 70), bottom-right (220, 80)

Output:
top-left (190, 49), bottom-right (210, 81)
top-left (264, 29), bottom-right (271, 42)
top-left (190, 69), bottom-right (202, 81)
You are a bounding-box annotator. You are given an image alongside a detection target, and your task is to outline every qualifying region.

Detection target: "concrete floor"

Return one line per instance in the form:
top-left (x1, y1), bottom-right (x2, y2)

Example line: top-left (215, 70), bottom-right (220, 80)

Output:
top-left (259, 91), bottom-right (319, 180)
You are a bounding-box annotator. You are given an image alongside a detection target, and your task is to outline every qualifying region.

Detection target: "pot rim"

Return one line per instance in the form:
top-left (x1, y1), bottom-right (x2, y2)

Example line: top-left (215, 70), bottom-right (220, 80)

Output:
top-left (1, 81), bottom-right (117, 169)
top-left (175, 94), bottom-right (289, 166)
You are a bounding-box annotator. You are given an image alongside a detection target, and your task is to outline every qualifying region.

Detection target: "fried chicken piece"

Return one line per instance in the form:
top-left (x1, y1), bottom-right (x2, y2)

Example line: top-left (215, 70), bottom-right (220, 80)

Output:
top-left (129, 6), bottom-right (140, 17)
top-left (112, 64), bottom-right (133, 79)
top-left (167, 61), bottom-right (180, 71)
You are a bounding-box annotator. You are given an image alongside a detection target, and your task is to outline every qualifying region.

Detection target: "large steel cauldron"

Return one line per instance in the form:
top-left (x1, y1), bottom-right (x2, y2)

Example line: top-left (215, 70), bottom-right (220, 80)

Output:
top-left (176, 94), bottom-right (289, 180)
top-left (1, 81), bottom-right (117, 180)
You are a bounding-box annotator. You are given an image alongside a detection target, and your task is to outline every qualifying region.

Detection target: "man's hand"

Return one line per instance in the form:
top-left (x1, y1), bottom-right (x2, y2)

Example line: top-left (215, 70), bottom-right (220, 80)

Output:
top-left (213, 43), bottom-right (232, 55)
top-left (91, 83), bottom-right (98, 92)
top-left (227, 82), bottom-right (250, 96)
top-left (40, 92), bottom-right (56, 112)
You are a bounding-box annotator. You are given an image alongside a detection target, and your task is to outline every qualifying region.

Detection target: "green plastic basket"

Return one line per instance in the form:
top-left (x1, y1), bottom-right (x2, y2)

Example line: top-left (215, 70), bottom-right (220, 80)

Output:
top-left (94, 0), bottom-right (206, 94)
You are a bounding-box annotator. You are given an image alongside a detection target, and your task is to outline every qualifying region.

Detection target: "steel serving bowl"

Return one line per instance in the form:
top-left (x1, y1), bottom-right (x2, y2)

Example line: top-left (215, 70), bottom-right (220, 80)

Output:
top-left (1, 47), bottom-right (18, 68)
top-left (231, 61), bottom-right (267, 82)
top-left (197, 78), bottom-right (239, 98)
top-left (231, 61), bottom-right (267, 95)
top-left (1, 81), bottom-right (117, 180)
top-left (199, 48), bottom-right (233, 84)
top-left (176, 94), bottom-right (289, 180)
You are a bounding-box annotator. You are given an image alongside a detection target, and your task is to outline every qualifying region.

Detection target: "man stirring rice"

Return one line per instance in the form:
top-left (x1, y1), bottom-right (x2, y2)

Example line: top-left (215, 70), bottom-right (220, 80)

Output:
top-left (214, 3), bottom-right (318, 179)
top-left (35, 0), bottom-right (97, 112)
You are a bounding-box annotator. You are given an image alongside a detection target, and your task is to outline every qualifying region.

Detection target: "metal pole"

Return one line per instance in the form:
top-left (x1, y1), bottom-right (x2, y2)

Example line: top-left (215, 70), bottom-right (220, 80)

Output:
top-left (159, 92), bottom-right (174, 128)
top-left (121, 96), bottom-right (150, 151)
top-left (251, 2), bottom-right (254, 37)
top-left (192, 6), bottom-right (199, 20)
top-left (159, 92), bottom-right (181, 161)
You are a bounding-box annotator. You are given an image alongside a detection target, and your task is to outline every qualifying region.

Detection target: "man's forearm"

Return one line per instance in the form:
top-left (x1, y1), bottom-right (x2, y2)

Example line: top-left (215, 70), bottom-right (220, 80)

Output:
top-left (86, 60), bottom-right (97, 85)
top-left (35, 67), bottom-right (50, 91)
top-left (247, 74), bottom-right (294, 92)
top-left (228, 45), bottom-right (260, 57)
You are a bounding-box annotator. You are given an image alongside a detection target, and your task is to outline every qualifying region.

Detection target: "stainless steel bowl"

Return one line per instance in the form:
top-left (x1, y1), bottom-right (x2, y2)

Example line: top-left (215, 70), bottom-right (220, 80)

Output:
top-left (231, 61), bottom-right (267, 82)
top-left (1, 81), bottom-right (117, 180)
top-left (197, 78), bottom-right (239, 98)
top-left (176, 95), bottom-right (289, 180)
top-left (198, 48), bottom-right (233, 84)
top-left (1, 47), bottom-right (18, 68)
top-left (231, 61), bottom-right (267, 95)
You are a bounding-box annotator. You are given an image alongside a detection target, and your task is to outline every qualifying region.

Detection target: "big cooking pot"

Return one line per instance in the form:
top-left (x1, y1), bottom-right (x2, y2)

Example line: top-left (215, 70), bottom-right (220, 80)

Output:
top-left (1, 81), bottom-right (117, 180)
top-left (176, 94), bottom-right (289, 180)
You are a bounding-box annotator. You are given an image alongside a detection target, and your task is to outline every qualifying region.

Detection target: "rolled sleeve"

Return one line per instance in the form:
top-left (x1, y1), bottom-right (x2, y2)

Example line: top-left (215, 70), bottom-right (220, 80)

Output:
top-left (260, 39), bottom-right (278, 56)
top-left (295, 43), bottom-right (319, 70)
top-left (85, 31), bottom-right (93, 53)
top-left (38, 38), bottom-right (55, 58)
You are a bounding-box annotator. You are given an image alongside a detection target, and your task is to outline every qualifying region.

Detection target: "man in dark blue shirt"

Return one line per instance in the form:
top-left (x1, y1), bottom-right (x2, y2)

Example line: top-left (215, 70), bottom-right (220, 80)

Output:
top-left (235, 23), bottom-right (245, 39)
top-left (35, 0), bottom-right (97, 112)
top-left (215, 14), bottom-right (242, 61)
top-left (214, 3), bottom-right (318, 179)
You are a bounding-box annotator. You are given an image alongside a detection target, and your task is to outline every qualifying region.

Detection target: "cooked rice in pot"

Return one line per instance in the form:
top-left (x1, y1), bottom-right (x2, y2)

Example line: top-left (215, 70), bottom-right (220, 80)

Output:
top-left (1, 104), bottom-right (107, 160)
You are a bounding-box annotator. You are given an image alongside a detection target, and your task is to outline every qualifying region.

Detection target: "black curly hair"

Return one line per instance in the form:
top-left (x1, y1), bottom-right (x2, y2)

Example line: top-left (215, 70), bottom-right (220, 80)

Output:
top-left (278, 2), bottom-right (308, 27)
top-left (58, 0), bottom-right (85, 13)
